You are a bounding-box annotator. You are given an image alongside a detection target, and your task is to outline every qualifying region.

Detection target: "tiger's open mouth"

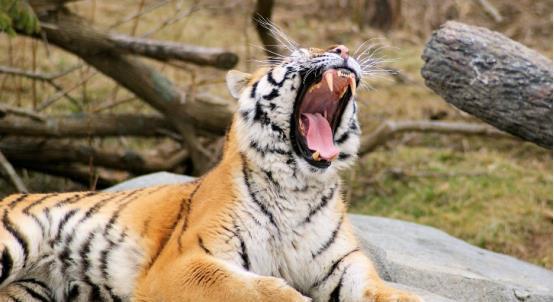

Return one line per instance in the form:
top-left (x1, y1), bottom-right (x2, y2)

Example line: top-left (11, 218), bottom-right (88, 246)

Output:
top-left (291, 67), bottom-right (357, 168)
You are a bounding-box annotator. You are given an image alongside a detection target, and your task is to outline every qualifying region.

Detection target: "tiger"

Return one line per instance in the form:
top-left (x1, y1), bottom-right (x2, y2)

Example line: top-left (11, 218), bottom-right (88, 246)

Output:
top-left (0, 36), bottom-right (423, 301)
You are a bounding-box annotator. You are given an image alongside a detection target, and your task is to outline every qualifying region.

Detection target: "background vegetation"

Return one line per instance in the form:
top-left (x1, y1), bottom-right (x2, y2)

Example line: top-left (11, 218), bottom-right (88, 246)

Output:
top-left (0, 0), bottom-right (551, 267)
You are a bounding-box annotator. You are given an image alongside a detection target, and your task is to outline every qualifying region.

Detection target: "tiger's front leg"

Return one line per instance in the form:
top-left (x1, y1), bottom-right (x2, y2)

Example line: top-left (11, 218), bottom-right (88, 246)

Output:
top-left (134, 252), bottom-right (311, 302)
top-left (310, 249), bottom-right (422, 302)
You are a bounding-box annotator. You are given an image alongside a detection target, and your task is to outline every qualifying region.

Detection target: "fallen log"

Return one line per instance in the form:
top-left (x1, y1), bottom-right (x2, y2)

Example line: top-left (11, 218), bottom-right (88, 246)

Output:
top-left (421, 21), bottom-right (552, 148)
top-left (0, 114), bottom-right (173, 138)
top-left (0, 138), bottom-right (189, 175)
top-left (14, 162), bottom-right (126, 189)
top-left (0, 94), bottom-right (233, 138)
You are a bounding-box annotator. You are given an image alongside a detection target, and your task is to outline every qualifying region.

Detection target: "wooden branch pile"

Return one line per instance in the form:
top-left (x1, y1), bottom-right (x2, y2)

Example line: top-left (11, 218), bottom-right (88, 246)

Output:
top-left (0, 0), bottom-right (239, 189)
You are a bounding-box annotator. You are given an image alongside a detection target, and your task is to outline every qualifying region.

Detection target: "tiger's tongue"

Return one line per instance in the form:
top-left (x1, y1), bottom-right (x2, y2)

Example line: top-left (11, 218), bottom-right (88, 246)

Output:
top-left (301, 113), bottom-right (339, 160)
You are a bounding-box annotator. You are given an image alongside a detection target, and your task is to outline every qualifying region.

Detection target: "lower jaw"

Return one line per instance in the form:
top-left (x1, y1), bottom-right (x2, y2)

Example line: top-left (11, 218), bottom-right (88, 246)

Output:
top-left (291, 105), bottom-right (352, 169)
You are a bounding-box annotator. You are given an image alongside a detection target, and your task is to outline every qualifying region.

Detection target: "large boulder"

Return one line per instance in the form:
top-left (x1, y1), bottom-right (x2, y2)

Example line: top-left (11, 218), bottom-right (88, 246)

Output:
top-left (108, 172), bottom-right (553, 302)
top-left (352, 215), bottom-right (552, 302)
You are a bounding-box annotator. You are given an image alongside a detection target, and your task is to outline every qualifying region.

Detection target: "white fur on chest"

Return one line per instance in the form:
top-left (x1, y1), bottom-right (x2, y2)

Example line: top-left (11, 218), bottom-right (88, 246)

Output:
top-left (232, 169), bottom-right (343, 291)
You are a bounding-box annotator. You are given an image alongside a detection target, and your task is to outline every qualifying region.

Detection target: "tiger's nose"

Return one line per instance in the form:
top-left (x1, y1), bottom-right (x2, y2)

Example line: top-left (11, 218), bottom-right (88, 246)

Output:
top-left (331, 45), bottom-right (349, 59)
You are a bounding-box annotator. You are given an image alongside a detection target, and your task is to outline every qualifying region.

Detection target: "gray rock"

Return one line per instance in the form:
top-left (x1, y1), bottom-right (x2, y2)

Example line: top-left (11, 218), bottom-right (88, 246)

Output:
top-left (108, 172), bottom-right (553, 302)
top-left (103, 172), bottom-right (195, 192)
top-left (351, 215), bottom-right (552, 302)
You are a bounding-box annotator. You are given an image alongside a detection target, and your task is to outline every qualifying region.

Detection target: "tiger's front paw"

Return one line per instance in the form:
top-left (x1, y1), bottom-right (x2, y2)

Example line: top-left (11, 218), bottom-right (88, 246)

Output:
top-left (255, 276), bottom-right (311, 302)
top-left (366, 286), bottom-right (423, 302)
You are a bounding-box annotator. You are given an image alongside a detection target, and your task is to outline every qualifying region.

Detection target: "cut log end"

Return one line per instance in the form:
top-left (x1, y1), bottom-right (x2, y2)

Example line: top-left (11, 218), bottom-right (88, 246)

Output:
top-left (215, 52), bottom-right (239, 70)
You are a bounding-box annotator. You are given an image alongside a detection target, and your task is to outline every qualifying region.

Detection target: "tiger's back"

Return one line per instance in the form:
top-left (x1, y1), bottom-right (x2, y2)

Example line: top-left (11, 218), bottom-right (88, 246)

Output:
top-left (0, 184), bottom-right (197, 301)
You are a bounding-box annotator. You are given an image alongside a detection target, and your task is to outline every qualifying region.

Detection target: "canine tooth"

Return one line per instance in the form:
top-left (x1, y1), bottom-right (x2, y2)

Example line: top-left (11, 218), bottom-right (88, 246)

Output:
top-left (312, 151), bottom-right (320, 161)
top-left (349, 76), bottom-right (356, 96)
top-left (325, 72), bottom-right (333, 92)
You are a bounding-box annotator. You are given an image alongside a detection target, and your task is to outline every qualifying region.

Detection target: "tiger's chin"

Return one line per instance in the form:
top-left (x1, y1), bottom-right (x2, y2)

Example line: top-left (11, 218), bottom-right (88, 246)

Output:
top-left (290, 67), bottom-right (359, 171)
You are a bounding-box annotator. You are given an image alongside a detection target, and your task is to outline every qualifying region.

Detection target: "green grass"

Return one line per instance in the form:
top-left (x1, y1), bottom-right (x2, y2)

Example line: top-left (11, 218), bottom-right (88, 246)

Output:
top-left (348, 143), bottom-right (552, 268)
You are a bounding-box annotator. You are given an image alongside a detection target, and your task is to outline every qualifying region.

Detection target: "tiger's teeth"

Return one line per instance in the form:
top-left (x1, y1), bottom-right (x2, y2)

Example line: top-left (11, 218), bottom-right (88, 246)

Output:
top-left (325, 72), bottom-right (333, 92)
top-left (349, 75), bottom-right (356, 96)
top-left (312, 151), bottom-right (320, 161)
top-left (309, 83), bottom-right (320, 93)
top-left (340, 87), bottom-right (347, 98)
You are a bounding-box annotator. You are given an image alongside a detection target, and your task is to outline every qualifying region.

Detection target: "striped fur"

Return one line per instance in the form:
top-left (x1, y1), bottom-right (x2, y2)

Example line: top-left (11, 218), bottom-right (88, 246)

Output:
top-left (0, 45), bottom-right (422, 302)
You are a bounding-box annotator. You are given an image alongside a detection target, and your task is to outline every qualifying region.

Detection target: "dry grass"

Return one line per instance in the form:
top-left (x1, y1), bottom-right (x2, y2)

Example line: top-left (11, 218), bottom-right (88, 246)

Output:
top-left (0, 0), bottom-right (551, 267)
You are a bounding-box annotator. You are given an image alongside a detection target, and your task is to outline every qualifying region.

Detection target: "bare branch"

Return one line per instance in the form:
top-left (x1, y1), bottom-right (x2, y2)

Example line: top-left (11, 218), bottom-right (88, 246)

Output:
top-left (108, 0), bottom-right (172, 29)
top-left (360, 120), bottom-right (514, 154)
top-left (252, 0), bottom-right (284, 59)
top-left (475, 0), bottom-right (503, 23)
top-left (0, 64), bottom-right (80, 80)
top-left (0, 65), bottom-right (55, 81)
top-left (0, 65), bottom-right (81, 107)
top-left (383, 65), bottom-right (415, 84)
top-left (0, 104), bottom-right (45, 122)
top-left (109, 34), bottom-right (238, 70)
top-left (0, 150), bottom-right (28, 193)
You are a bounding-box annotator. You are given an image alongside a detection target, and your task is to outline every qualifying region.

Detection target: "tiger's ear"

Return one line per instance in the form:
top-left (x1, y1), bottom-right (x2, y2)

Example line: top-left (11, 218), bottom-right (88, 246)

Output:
top-left (226, 70), bottom-right (252, 99)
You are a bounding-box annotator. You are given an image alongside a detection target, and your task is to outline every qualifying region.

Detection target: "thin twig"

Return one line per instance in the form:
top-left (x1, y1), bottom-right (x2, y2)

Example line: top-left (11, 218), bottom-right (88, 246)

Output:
top-left (0, 65), bottom-right (80, 85)
top-left (0, 65), bottom-right (82, 105)
top-left (141, 1), bottom-right (201, 38)
top-left (475, 0), bottom-right (503, 23)
top-left (36, 71), bottom-right (96, 112)
top-left (0, 104), bottom-right (45, 122)
top-left (90, 96), bottom-right (137, 113)
top-left (0, 150), bottom-right (28, 193)
top-left (108, 0), bottom-right (173, 30)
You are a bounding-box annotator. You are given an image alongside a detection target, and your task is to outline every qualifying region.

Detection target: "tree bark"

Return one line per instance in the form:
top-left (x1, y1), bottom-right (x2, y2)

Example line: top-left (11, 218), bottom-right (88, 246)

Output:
top-left (421, 21), bottom-right (552, 148)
